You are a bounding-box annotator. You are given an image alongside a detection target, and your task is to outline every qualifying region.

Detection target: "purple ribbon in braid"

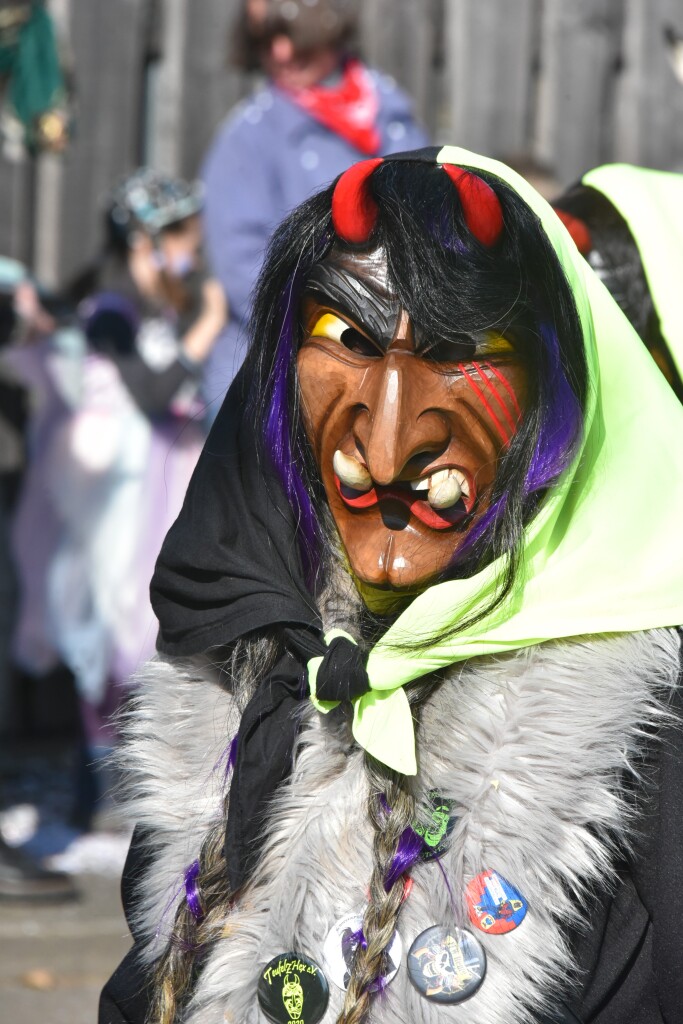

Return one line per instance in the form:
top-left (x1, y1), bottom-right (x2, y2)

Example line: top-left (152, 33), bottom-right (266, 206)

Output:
top-left (343, 926), bottom-right (368, 958)
top-left (184, 859), bottom-right (204, 923)
top-left (380, 795), bottom-right (426, 890)
top-left (227, 733), bottom-right (238, 772)
top-left (212, 733), bottom-right (239, 777)
top-left (383, 825), bottom-right (425, 891)
top-left (343, 927), bottom-right (390, 995)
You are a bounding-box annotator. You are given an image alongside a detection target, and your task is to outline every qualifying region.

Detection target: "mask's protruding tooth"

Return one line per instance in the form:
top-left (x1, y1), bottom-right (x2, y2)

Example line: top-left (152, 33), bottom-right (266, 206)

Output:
top-left (410, 477), bottom-right (430, 491)
top-left (333, 450), bottom-right (373, 492)
top-left (428, 475), bottom-right (463, 509)
top-left (429, 468), bottom-right (450, 488)
top-left (456, 472), bottom-right (470, 500)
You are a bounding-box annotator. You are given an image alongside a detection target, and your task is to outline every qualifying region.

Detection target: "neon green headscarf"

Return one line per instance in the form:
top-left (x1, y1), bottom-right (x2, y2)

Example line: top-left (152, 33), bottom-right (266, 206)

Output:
top-left (583, 163), bottom-right (683, 382)
top-left (309, 145), bottom-right (683, 775)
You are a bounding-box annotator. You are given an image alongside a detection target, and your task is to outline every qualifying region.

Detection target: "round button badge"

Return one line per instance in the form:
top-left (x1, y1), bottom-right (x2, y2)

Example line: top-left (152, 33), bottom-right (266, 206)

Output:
top-left (257, 951), bottom-right (329, 1024)
top-left (407, 925), bottom-right (486, 1003)
top-left (412, 792), bottom-right (457, 861)
top-left (322, 912), bottom-right (402, 992)
top-left (465, 870), bottom-right (528, 935)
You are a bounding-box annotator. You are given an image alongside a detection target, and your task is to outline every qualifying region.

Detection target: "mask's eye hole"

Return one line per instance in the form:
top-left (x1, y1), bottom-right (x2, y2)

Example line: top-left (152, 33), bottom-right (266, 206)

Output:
top-left (421, 332), bottom-right (515, 364)
top-left (422, 337), bottom-right (476, 363)
top-left (310, 313), bottom-right (381, 357)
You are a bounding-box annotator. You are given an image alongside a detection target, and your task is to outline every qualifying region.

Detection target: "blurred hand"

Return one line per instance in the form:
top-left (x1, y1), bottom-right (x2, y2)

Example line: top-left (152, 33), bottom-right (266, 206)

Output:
top-left (181, 279), bottom-right (228, 363)
top-left (14, 281), bottom-right (56, 339)
top-left (199, 278), bottom-right (228, 332)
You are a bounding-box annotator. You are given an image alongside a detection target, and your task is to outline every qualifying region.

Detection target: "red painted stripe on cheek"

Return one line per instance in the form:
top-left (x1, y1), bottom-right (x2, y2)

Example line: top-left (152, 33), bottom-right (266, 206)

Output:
top-left (485, 361), bottom-right (522, 420)
top-left (472, 361), bottom-right (517, 435)
top-left (458, 363), bottom-right (511, 445)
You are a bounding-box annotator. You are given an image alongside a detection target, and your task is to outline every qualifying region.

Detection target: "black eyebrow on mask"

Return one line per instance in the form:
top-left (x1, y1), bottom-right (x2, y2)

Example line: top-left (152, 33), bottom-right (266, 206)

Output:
top-left (303, 264), bottom-right (400, 348)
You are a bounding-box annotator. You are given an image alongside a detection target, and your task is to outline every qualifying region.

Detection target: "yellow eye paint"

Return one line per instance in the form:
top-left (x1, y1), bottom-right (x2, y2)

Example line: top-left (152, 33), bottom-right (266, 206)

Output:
top-left (310, 313), bottom-right (349, 344)
top-left (479, 333), bottom-right (514, 355)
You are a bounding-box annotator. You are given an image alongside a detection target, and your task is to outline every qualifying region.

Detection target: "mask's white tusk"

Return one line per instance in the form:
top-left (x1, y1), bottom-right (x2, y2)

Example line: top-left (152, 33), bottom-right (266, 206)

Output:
top-left (333, 449), bottom-right (373, 492)
top-left (428, 475), bottom-right (463, 509)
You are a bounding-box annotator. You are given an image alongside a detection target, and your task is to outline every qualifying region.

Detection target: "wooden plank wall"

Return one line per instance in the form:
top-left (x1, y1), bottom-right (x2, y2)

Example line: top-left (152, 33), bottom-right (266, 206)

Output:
top-left (0, 158), bottom-right (30, 267)
top-left (534, 0), bottom-right (626, 183)
top-left (445, 0), bottom-right (542, 160)
top-left (359, 0), bottom-right (443, 139)
top-left (35, 0), bottom-right (153, 287)
top-left (1, 0), bottom-right (683, 288)
top-left (175, 0), bottom-right (249, 180)
top-left (614, 0), bottom-right (683, 169)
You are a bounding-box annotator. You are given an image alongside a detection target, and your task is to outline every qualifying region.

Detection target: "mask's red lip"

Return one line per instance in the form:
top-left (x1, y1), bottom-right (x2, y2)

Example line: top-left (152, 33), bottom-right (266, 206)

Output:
top-left (333, 475), bottom-right (473, 531)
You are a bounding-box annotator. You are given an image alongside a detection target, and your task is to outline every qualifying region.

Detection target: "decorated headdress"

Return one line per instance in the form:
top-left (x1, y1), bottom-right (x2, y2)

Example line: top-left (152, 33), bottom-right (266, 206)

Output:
top-left (107, 167), bottom-right (204, 242)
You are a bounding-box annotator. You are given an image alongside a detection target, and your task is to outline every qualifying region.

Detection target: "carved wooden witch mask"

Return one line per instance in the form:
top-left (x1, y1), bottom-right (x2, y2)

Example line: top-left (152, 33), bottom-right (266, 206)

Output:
top-left (297, 156), bottom-right (530, 592)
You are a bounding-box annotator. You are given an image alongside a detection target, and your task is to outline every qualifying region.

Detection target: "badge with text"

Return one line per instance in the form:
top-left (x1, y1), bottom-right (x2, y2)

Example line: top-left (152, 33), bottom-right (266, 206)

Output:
top-left (412, 791), bottom-right (457, 861)
top-left (322, 911), bottom-right (402, 992)
top-left (465, 869), bottom-right (528, 934)
top-left (257, 951), bottom-right (329, 1024)
top-left (407, 925), bottom-right (486, 1003)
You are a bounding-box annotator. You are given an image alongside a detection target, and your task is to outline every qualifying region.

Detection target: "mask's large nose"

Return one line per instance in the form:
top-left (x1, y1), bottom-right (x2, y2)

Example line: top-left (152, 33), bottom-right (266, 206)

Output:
top-left (354, 353), bottom-right (451, 486)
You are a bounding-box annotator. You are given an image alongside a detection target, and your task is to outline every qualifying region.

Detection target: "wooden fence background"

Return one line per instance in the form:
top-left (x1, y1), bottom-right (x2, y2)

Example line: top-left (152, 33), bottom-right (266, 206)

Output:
top-left (3, 0), bottom-right (683, 289)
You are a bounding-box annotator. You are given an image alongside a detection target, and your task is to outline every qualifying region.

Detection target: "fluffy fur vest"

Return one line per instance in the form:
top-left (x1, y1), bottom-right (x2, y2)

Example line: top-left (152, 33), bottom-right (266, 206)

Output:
top-left (118, 625), bottom-right (680, 1024)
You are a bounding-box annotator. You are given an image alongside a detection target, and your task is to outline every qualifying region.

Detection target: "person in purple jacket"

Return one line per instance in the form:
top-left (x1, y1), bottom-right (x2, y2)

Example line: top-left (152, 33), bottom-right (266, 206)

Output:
top-left (201, 0), bottom-right (429, 413)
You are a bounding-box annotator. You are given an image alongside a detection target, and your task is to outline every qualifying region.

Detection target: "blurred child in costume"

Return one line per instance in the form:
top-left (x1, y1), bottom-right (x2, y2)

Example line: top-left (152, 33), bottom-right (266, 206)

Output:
top-left (49, 170), bottom-right (225, 820)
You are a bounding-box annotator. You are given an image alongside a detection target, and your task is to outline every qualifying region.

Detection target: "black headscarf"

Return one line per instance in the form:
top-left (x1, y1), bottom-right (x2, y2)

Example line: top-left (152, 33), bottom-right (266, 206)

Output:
top-left (150, 367), bottom-right (369, 891)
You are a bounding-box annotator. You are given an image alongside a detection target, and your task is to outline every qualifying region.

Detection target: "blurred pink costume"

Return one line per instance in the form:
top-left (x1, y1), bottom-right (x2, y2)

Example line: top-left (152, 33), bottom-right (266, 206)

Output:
top-left (14, 323), bottom-right (204, 710)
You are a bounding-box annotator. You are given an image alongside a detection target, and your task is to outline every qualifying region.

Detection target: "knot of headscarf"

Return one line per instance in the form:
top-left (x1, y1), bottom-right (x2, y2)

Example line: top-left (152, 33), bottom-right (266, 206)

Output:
top-left (312, 631), bottom-right (370, 703)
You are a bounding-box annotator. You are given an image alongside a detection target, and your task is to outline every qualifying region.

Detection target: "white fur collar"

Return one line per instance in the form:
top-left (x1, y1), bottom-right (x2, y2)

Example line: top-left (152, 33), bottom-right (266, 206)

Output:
top-left (118, 628), bottom-right (680, 1024)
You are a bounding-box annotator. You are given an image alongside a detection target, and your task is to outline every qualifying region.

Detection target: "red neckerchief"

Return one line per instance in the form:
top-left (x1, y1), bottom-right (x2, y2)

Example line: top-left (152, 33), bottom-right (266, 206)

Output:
top-left (285, 58), bottom-right (381, 156)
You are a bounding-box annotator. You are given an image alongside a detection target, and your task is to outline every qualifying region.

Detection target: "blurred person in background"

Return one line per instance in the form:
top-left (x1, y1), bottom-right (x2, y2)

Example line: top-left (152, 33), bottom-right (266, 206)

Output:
top-left (48, 169), bottom-right (226, 827)
top-left (551, 164), bottom-right (683, 402)
top-left (0, 257), bottom-right (76, 900)
top-left (0, 257), bottom-right (58, 738)
top-left (201, 0), bottom-right (429, 412)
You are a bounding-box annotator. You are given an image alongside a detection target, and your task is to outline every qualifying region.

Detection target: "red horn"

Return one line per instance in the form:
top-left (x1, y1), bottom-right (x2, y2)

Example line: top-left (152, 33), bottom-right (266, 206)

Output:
top-left (553, 208), bottom-right (593, 256)
top-left (331, 158), bottom-right (384, 244)
top-left (442, 165), bottom-right (504, 246)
